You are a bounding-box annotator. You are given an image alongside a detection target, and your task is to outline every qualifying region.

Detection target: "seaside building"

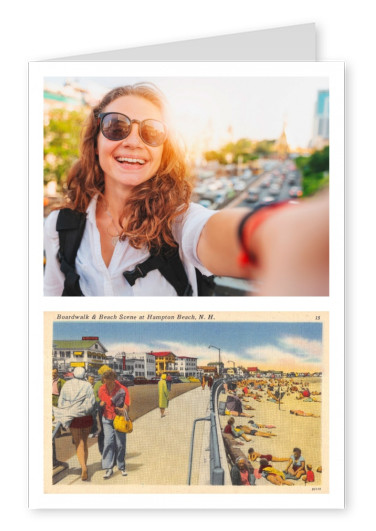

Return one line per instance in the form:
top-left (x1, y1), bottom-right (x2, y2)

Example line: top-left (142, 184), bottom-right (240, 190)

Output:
top-left (122, 358), bottom-right (146, 378)
top-left (176, 356), bottom-right (198, 377)
top-left (150, 351), bottom-right (179, 376)
top-left (198, 365), bottom-right (217, 376)
top-left (52, 336), bottom-right (108, 373)
top-left (110, 352), bottom-right (157, 378)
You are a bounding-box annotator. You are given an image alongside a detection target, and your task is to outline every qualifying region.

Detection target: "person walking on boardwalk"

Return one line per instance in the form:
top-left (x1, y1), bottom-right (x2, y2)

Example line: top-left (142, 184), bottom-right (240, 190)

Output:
top-left (52, 368), bottom-right (65, 407)
top-left (53, 367), bottom-right (95, 481)
top-left (201, 374), bottom-right (206, 390)
top-left (98, 369), bottom-right (130, 479)
top-left (87, 374), bottom-right (99, 438)
top-left (158, 373), bottom-right (169, 417)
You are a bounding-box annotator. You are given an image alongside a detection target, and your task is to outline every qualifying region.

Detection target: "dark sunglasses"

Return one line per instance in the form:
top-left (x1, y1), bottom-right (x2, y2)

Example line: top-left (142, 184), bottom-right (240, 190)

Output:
top-left (98, 112), bottom-right (167, 147)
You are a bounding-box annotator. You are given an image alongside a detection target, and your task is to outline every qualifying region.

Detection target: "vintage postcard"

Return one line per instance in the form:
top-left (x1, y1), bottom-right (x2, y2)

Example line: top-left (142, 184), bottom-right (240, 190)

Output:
top-left (39, 311), bottom-right (337, 507)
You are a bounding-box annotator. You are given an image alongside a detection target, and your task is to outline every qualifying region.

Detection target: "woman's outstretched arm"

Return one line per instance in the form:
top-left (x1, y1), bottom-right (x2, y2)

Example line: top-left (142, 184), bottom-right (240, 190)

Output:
top-left (197, 191), bottom-right (329, 296)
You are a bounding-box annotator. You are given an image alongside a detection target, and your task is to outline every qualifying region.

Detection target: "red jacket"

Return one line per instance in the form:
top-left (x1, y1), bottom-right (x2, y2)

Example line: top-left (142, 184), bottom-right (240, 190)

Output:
top-left (98, 380), bottom-right (130, 420)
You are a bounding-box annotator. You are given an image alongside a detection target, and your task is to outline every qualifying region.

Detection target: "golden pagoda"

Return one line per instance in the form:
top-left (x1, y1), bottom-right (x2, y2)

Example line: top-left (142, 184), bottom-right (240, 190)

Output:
top-left (274, 122), bottom-right (290, 160)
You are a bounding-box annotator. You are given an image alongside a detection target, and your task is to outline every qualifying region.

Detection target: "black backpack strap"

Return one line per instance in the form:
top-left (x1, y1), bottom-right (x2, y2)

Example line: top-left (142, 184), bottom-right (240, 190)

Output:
top-left (56, 209), bottom-right (86, 296)
top-left (195, 269), bottom-right (216, 296)
top-left (123, 245), bottom-right (193, 296)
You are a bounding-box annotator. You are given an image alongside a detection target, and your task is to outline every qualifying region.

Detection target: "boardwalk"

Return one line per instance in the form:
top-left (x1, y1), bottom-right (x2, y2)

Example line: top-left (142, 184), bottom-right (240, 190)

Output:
top-left (53, 386), bottom-right (211, 488)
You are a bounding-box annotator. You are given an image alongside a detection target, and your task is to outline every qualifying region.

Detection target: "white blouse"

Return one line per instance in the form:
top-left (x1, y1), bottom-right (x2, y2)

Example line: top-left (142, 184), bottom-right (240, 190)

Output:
top-left (44, 196), bottom-right (217, 296)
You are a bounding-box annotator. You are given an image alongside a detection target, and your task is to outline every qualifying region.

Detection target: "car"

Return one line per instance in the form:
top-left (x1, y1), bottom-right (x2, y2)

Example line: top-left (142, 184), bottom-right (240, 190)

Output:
top-left (149, 376), bottom-right (160, 383)
top-left (261, 195), bottom-right (276, 205)
top-left (269, 184), bottom-right (281, 196)
top-left (234, 181), bottom-right (246, 192)
top-left (246, 189), bottom-right (259, 202)
top-left (119, 375), bottom-right (135, 387)
top-left (133, 377), bottom-right (149, 385)
top-left (289, 186), bottom-right (303, 198)
top-left (178, 377), bottom-right (191, 383)
top-left (188, 376), bottom-right (200, 383)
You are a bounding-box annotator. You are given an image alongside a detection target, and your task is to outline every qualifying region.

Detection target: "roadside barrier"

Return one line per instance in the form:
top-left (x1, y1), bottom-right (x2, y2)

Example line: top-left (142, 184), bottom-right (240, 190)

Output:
top-left (187, 378), bottom-right (225, 485)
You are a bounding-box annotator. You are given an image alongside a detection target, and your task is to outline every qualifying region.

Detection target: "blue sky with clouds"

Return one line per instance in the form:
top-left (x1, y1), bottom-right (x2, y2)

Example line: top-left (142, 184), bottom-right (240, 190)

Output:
top-left (53, 320), bottom-right (323, 371)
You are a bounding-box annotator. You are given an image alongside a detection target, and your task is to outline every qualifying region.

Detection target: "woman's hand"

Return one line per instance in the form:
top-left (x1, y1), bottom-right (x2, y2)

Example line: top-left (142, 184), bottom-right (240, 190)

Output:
top-left (99, 401), bottom-right (105, 406)
top-left (198, 190), bottom-right (329, 296)
top-left (248, 191), bottom-right (329, 295)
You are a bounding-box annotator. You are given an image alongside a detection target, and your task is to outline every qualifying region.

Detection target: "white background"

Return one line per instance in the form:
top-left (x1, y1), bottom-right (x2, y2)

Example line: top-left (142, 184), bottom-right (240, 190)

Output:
top-left (0, 0), bottom-right (370, 526)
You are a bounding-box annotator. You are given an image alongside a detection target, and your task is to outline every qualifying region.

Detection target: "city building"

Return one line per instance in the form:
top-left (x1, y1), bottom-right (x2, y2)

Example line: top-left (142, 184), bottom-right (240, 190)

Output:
top-left (44, 81), bottom-right (89, 116)
top-left (198, 365), bottom-right (217, 376)
top-left (176, 356), bottom-right (198, 377)
top-left (311, 90), bottom-right (329, 149)
top-left (113, 352), bottom-right (157, 378)
top-left (150, 352), bottom-right (179, 376)
top-left (52, 337), bottom-right (108, 373)
top-left (123, 358), bottom-right (146, 378)
top-left (208, 361), bottom-right (224, 372)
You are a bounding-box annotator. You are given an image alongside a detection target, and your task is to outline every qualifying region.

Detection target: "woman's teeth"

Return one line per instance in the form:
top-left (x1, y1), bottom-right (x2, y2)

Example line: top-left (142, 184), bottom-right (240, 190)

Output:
top-left (116, 157), bottom-right (146, 165)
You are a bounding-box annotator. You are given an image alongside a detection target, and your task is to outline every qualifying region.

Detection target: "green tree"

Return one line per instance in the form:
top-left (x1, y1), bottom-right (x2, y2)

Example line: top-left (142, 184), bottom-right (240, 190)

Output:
top-left (253, 139), bottom-right (275, 156)
top-left (44, 107), bottom-right (89, 190)
top-left (295, 145), bottom-right (329, 197)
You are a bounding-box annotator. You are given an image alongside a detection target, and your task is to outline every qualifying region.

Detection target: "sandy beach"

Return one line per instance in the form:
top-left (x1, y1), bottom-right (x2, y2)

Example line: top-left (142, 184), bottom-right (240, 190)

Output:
top-left (219, 377), bottom-right (323, 487)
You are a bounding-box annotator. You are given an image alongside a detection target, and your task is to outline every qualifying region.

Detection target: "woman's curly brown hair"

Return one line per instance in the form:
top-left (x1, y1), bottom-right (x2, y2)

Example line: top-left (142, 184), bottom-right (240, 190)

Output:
top-left (62, 83), bottom-right (192, 251)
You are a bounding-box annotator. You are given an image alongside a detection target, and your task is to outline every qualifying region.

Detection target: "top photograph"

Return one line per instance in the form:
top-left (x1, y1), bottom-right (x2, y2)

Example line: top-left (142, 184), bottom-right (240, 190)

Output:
top-left (43, 75), bottom-right (330, 297)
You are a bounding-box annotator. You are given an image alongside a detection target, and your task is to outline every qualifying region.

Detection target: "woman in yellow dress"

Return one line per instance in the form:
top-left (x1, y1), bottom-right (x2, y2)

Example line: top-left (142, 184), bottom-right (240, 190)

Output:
top-left (158, 374), bottom-right (169, 418)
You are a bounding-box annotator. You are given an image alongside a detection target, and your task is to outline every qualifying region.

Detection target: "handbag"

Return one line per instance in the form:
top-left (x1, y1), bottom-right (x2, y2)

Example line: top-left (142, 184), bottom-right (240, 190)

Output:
top-left (113, 410), bottom-right (133, 434)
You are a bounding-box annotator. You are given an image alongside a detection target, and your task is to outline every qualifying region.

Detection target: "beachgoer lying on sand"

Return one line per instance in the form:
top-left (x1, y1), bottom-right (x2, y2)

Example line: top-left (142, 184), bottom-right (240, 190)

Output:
top-left (223, 417), bottom-right (253, 442)
top-left (230, 457), bottom-right (256, 486)
top-left (248, 448), bottom-right (289, 463)
top-left (290, 409), bottom-right (320, 418)
top-left (234, 423), bottom-right (277, 438)
top-left (258, 459), bottom-right (294, 486)
top-left (247, 391), bottom-right (262, 401)
top-left (284, 448), bottom-right (306, 480)
top-left (248, 419), bottom-right (276, 429)
top-left (225, 409), bottom-right (255, 417)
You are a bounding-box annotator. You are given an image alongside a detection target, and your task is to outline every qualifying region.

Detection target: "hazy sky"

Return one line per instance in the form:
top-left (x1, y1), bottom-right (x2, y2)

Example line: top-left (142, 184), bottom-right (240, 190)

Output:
top-left (45, 76), bottom-right (329, 150)
top-left (53, 320), bottom-right (323, 372)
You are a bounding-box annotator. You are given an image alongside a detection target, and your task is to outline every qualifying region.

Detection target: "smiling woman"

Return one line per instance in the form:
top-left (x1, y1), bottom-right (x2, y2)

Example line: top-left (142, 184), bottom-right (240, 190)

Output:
top-left (43, 82), bottom-right (329, 297)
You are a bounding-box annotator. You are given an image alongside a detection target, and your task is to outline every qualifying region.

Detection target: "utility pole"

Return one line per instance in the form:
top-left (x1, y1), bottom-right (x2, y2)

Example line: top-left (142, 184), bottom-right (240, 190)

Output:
top-left (208, 345), bottom-right (221, 376)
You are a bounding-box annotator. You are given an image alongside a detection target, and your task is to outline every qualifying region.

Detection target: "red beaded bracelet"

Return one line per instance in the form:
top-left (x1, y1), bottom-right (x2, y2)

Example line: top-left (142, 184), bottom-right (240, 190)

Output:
top-left (238, 201), bottom-right (294, 268)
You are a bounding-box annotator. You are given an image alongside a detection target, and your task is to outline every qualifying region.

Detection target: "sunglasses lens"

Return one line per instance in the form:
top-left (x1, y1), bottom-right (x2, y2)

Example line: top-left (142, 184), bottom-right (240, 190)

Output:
top-left (141, 119), bottom-right (167, 146)
top-left (101, 113), bottom-right (131, 141)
